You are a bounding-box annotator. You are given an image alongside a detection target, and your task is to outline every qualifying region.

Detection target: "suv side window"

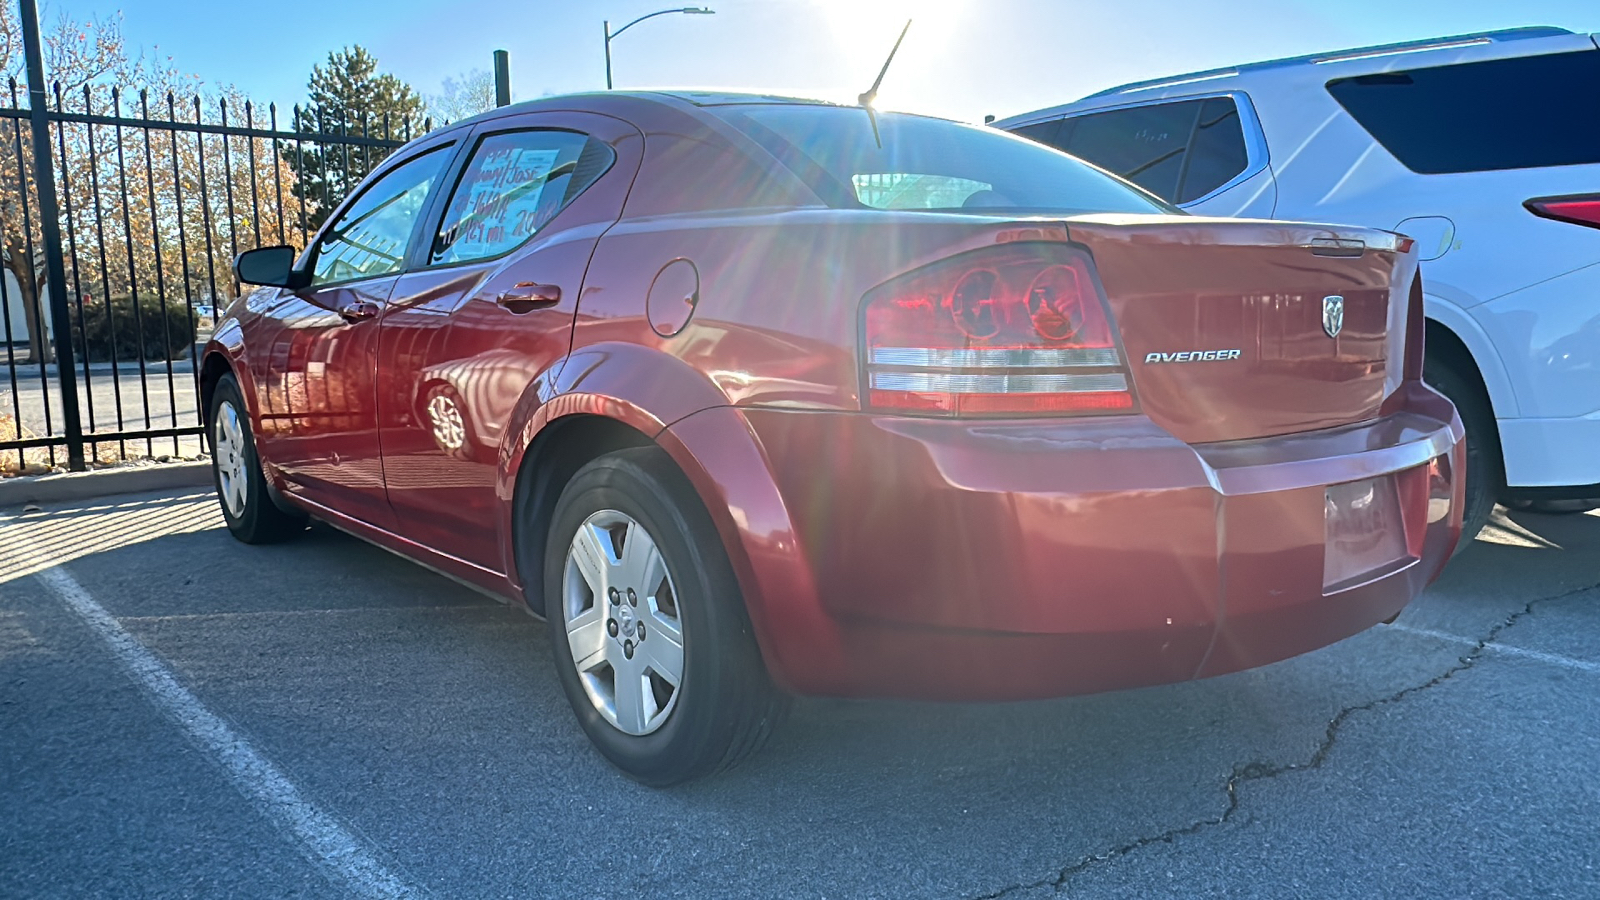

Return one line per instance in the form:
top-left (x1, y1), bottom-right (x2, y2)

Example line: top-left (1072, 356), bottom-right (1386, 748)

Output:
top-left (310, 146), bottom-right (451, 287)
top-left (1177, 98), bottom-right (1249, 203)
top-left (1062, 100), bottom-right (1203, 200)
top-left (1326, 50), bottom-right (1600, 174)
top-left (1008, 119), bottom-right (1062, 147)
top-left (1009, 97), bottom-right (1253, 205)
top-left (428, 129), bottom-right (615, 267)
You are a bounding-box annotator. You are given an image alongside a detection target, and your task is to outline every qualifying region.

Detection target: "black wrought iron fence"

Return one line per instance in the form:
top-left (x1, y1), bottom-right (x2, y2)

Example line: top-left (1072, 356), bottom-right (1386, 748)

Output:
top-left (0, 1), bottom-right (428, 474)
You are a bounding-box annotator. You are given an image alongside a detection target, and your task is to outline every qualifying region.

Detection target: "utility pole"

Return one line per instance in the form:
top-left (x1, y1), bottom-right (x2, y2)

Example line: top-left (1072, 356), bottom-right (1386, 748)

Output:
top-left (493, 50), bottom-right (511, 107)
top-left (604, 8), bottom-right (716, 90)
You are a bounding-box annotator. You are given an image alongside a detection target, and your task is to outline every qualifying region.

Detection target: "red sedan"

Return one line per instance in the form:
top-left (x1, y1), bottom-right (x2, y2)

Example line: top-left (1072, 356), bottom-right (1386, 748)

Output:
top-left (212, 91), bottom-right (1464, 785)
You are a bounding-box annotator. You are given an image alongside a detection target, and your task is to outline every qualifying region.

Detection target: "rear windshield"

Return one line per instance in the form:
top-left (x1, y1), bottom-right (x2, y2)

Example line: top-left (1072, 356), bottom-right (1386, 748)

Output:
top-left (1326, 49), bottom-right (1600, 174)
top-left (707, 104), bottom-right (1176, 215)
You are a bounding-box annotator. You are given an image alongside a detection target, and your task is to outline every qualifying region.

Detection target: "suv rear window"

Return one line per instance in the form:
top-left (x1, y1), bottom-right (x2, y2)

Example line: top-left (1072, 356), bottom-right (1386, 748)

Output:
top-left (708, 104), bottom-right (1174, 216)
top-left (1326, 49), bottom-right (1600, 174)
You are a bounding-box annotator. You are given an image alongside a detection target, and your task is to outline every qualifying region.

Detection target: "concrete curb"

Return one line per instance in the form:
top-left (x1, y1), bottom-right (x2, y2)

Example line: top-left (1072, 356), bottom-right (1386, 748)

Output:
top-left (0, 461), bottom-right (213, 508)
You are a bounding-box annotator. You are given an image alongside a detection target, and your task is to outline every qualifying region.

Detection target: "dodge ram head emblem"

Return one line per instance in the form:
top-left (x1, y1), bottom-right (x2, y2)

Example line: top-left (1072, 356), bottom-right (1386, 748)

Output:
top-left (1322, 295), bottom-right (1345, 338)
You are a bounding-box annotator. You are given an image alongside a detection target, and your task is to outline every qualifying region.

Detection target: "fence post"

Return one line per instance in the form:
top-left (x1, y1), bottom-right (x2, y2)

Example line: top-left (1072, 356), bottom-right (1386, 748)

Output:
top-left (493, 50), bottom-right (511, 107)
top-left (20, 0), bottom-right (84, 470)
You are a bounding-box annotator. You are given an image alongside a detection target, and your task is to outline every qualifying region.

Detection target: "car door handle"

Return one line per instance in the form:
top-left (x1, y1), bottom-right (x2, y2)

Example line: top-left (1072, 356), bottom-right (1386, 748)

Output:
top-left (337, 300), bottom-right (380, 323)
top-left (496, 282), bottom-right (560, 314)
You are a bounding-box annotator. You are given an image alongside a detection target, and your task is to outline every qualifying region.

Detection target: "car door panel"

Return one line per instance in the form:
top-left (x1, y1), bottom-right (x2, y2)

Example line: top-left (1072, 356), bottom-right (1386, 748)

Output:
top-left (377, 112), bottom-right (644, 570)
top-left (249, 140), bottom-right (459, 529)
top-left (252, 280), bottom-right (395, 527)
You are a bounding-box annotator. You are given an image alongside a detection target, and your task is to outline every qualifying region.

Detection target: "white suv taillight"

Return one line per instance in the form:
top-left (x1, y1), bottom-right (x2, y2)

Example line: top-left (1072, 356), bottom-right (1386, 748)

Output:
top-left (1526, 193), bottom-right (1600, 230)
top-left (861, 243), bottom-right (1135, 416)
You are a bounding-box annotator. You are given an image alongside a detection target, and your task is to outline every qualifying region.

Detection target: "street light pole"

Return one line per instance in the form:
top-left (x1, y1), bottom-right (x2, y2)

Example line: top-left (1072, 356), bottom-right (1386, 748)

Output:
top-left (604, 7), bottom-right (715, 90)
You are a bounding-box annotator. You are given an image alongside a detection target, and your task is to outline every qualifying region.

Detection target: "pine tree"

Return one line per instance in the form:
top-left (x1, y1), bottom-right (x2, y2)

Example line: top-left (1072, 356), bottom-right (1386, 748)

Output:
top-left (285, 46), bottom-right (426, 230)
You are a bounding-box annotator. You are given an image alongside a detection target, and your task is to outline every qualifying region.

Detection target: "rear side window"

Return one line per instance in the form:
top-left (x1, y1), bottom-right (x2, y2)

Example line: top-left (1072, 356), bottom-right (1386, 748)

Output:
top-left (1007, 119), bottom-right (1062, 146)
top-left (429, 130), bottom-right (613, 266)
top-left (1178, 98), bottom-right (1249, 203)
top-left (1063, 100), bottom-right (1202, 200)
top-left (1326, 50), bottom-right (1600, 174)
top-left (1010, 97), bottom-right (1251, 204)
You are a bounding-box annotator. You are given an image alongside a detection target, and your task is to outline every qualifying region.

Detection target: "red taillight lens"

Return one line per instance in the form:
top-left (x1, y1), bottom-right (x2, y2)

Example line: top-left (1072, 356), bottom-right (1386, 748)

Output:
top-left (1526, 194), bottom-right (1600, 230)
top-left (862, 243), bottom-right (1134, 417)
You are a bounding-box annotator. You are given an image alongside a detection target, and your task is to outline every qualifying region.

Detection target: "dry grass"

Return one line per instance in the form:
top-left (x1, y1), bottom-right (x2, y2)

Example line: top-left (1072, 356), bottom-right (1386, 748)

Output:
top-left (1, 413), bottom-right (143, 476)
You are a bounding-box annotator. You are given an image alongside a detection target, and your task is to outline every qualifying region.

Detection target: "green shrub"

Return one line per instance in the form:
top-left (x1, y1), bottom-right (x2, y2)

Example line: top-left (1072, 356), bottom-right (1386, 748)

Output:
top-left (69, 294), bottom-right (199, 363)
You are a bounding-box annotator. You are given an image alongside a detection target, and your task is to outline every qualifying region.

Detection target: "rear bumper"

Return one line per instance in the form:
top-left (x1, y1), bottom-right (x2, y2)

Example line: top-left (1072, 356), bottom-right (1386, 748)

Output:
top-left (662, 382), bottom-right (1463, 700)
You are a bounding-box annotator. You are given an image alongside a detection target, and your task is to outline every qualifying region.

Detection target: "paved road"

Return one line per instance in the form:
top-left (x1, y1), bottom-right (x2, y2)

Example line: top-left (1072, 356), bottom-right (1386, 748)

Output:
top-left (2, 490), bottom-right (1597, 898)
top-left (1, 365), bottom-right (205, 463)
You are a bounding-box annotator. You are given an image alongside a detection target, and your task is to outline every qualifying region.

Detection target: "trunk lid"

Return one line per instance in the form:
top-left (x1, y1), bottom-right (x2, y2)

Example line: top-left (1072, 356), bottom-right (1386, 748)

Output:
top-left (1069, 215), bottom-right (1416, 444)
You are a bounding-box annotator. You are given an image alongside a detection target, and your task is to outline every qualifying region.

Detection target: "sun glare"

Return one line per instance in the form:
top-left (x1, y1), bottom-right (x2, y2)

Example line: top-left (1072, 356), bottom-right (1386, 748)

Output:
top-left (812, 0), bottom-right (967, 111)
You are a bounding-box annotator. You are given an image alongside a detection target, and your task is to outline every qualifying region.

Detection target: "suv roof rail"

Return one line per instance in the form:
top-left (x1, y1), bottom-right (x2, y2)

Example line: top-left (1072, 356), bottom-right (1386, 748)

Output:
top-left (1079, 26), bottom-right (1575, 100)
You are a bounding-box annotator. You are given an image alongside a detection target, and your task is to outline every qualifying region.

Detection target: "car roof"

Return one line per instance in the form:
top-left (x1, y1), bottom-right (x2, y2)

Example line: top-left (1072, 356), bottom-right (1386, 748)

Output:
top-left (993, 26), bottom-right (1577, 127)
top-left (433, 90), bottom-right (846, 133)
top-left (645, 90), bottom-right (845, 107)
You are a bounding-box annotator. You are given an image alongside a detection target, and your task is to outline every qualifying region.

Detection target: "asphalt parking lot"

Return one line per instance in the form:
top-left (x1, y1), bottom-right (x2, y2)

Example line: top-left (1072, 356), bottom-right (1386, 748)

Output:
top-left (2, 488), bottom-right (1597, 899)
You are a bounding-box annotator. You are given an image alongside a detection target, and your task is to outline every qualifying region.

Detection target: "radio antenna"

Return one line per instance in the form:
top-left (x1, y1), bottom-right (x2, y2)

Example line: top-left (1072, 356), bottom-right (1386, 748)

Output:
top-left (857, 19), bottom-right (911, 149)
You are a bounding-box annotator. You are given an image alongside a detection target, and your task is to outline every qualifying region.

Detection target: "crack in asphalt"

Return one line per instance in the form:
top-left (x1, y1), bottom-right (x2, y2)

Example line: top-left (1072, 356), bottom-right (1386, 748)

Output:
top-left (972, 579), bottom-right (1600, 900)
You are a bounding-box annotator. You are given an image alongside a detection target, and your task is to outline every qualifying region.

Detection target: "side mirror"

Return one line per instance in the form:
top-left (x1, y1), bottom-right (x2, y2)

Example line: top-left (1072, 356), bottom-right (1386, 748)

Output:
top-left (234, 245), bottom-right (306, 289)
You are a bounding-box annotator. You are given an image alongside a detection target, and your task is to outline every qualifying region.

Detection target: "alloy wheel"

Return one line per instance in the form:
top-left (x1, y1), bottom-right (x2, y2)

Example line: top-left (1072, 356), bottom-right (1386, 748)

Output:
top-left (214, 400), bottom-right (249, 518)
top-left (562, 509), bottom-right (685, 735)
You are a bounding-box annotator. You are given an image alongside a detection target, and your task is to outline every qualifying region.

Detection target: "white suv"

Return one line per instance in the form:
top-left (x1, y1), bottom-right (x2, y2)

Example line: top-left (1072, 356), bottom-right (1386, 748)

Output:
top-left (994, 27), bottom-right (1600, 542)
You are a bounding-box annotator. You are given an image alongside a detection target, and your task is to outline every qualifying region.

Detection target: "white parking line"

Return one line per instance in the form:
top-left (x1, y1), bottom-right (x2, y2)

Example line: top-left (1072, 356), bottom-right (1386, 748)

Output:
top-left (1386, 622), bottom-right (1600, 675)
top-left (26, 556), bottom-right (418, 899)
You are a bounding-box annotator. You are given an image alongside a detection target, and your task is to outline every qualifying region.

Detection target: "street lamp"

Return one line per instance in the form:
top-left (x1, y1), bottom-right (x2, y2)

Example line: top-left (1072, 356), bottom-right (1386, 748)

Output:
top-left (604, 7), bottom-right (715, 90)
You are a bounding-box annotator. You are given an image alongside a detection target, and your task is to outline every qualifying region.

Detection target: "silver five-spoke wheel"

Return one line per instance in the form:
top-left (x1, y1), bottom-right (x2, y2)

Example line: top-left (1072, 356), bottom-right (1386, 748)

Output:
top-left (208, 372), bottom-right (306, 544)
top-left (214, 400), bottom-right (249, 518)
top-left (562, 509), bottom-right (685, 736)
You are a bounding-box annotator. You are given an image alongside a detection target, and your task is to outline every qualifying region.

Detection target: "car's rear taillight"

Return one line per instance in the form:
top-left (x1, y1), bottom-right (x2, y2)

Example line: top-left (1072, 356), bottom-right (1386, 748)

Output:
top-left (1526, 194), bottom-right (1600, 230)
top-left (861, 243), bottom-right (1134, 416)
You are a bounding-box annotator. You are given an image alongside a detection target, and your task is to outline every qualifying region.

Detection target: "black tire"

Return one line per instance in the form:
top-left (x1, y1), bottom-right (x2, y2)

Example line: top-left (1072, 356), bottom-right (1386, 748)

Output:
top-left (208, 373), bottom-right (307, 544)
top-left (542, 447), bottom-right (787, 786)
top-left (1424, 356), bottom-right (1499, 553)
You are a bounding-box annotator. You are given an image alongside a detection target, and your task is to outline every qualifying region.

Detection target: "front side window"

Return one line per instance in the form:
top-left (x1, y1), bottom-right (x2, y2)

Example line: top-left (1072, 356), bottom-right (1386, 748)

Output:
top-left (429, 130), bottom-right (612, 266)
top-left (311, 147), bottom-right (450, 287)
top-left (1326, 50), bottom-right (1600, 174)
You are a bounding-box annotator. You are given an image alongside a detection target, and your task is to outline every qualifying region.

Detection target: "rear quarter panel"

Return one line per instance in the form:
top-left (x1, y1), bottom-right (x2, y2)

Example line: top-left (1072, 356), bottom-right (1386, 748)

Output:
top-left (573, 210), bottom-right (1092, 413)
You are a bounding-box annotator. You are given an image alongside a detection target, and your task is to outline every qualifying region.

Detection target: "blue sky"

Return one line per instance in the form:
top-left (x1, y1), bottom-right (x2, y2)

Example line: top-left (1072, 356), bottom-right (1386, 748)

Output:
top-left (72, 0), bottom-right (1600, 123)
